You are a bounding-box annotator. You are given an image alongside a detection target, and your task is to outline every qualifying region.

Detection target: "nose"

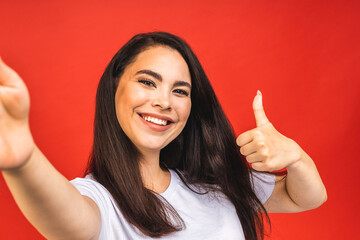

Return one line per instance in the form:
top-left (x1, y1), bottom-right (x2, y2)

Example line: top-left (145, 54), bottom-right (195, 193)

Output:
top-left (151, 90), bottom-right (171, 110)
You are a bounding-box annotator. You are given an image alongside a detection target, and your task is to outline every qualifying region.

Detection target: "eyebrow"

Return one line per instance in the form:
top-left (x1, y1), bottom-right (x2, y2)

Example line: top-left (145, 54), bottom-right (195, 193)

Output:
top-left (136, 69), bottom-right (162, 81)
top-left (135, 69), bottom-right (191, 89)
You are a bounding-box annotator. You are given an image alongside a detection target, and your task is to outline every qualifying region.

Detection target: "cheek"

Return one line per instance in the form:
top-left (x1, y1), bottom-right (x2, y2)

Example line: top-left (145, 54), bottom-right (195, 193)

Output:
top-left (115, 89), bottom-right (138, 129)
top-left (117, 87), bottom-right (148, 112)
top-left (176, 100), bottom-right (192, 121)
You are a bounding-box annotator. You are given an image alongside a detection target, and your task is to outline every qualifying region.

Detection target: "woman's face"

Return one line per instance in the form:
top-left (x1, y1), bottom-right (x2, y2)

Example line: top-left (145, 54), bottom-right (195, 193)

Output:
top-left (115, 46), bottom-right (192, 155)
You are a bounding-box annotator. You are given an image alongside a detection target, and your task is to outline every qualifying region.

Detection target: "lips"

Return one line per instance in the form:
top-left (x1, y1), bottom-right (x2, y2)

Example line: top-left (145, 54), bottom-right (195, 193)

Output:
top-left (138, 113), bottom-right (174, 126)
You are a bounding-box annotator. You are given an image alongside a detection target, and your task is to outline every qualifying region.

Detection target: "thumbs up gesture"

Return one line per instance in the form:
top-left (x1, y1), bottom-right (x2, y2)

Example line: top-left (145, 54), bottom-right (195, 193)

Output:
top-left (236, 91), bottom-right (301, 172)
top-left (0, 58), bottom-right (35, 170)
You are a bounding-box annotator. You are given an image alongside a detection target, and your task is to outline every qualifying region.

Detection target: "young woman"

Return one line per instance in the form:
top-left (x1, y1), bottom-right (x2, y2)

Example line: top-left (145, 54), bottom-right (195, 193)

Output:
top-left (0, 32), bottom-right (327, 240)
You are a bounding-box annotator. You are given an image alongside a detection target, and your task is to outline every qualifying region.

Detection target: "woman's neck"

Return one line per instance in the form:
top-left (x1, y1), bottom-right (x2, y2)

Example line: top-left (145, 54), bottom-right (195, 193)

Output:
top-left (138, 151), bottom-right (170, 194)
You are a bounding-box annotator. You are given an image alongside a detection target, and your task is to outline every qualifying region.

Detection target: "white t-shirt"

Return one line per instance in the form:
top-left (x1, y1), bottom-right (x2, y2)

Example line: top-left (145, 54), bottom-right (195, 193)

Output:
top-left (70, 169), bottom-right (275, 240)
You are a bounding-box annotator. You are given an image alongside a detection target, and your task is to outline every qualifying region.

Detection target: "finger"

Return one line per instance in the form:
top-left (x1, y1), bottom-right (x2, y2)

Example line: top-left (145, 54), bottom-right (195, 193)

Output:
top-left (251, 162), bottom-right (268, 172)
top-left (239, 141), bottom-right (258, 156)
top-left (245, 153), bottom-right (264, 164)
top-left (236, 129), bottom-right (254, 147)
top-left (253, 90), bottom-right (269, 127)
top-left (251, 161), bottom-right (277, 172)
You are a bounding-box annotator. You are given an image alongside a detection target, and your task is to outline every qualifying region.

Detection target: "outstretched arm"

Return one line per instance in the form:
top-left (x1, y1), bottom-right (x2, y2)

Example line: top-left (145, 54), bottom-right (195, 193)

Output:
top-left (0, 58), bottom-right (101, 239)
top-left (236, 91), bottom-right (327, 213)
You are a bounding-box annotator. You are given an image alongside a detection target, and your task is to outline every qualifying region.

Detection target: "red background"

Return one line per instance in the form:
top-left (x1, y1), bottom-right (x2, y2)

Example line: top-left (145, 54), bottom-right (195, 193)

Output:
top-left (0, 0), bottom-right (359, 239)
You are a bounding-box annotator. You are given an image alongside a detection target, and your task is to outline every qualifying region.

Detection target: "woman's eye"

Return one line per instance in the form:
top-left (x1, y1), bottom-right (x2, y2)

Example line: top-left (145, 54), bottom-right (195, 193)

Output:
top-left (138, 79), bottom-right (156, 87)
top-left (173, 89), bottom-right (189, 96)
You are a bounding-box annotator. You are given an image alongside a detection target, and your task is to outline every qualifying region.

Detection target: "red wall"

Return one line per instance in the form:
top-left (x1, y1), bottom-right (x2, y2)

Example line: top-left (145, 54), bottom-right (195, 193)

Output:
top-left (0, 0), bottom-right (359, 239)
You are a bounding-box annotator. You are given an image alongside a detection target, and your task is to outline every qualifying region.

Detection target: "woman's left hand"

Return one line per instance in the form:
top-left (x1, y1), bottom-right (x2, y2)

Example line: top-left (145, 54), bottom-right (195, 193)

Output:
top-left (236, 91), bottom-right (302, 172)
top-left (237, 91), bottom-right (327, 213)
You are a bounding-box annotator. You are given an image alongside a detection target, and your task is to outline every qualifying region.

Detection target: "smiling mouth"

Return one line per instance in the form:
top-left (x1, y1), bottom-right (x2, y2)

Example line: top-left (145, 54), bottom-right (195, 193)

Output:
top-left (138, 114), bottom-right (172, 126)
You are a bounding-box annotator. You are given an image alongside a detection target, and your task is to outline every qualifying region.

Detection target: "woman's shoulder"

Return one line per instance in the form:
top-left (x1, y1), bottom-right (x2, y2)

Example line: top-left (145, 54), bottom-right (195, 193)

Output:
top-left (70, 174), bottom-right (129, 239)
top-left (71, 174), bottom-right (103, 189)
top-left (70, 174), bottom-right (113, 205)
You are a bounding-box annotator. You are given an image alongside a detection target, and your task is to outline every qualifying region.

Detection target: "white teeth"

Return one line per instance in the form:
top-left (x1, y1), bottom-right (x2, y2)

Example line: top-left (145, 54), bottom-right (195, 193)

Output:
top-left (142, 115), bottom-right (167, 126)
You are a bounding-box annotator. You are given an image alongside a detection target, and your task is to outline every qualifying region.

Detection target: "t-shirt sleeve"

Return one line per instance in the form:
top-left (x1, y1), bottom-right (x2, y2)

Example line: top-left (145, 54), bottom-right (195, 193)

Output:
top-left (70, 175), bottom-right (113, 240)
top-left (250, 171), bottom-right (276, 204)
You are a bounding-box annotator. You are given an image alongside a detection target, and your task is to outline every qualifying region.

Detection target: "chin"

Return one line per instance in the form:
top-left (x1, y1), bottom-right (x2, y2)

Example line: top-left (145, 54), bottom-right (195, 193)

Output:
top-left (136, 140), bottom-right (169, 153)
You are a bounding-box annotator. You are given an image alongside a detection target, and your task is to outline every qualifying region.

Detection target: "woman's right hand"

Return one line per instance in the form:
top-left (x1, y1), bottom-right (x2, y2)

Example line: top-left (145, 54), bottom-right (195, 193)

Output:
top-left (0, 58), bottom-right (101, 240)
top-left (0, 57), bottom-right (35, 171)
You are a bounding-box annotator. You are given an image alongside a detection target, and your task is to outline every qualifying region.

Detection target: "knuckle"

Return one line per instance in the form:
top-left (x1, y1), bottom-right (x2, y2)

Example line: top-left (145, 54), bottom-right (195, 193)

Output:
top-left (239, 147), bottom-right (244, 155)
top-left (259, 148), bottom-right (270, 158)
top-left (254, 130), bottom-right (263, 138)
top-left (256, 142), bottom-right (266, 149)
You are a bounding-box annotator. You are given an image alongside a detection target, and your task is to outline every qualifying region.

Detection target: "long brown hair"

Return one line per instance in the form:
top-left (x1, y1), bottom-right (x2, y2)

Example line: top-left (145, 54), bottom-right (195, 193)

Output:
top-left (86, 32), bottom-right (270, 239)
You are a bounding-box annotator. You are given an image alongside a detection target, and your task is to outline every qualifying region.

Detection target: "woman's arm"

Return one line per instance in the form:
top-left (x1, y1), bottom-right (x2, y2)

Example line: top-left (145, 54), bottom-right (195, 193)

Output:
top-left (0, 58), bottom-right (101, 239)
top-left (263, 150), bottom-right (327, 213)
top-left (236, 91), bottom-right (327, 213)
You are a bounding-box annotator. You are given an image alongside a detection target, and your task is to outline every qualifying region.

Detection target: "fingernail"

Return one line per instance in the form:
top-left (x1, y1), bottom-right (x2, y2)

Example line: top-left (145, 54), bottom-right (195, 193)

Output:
top-left (257, 90), bottom-right (262, 96)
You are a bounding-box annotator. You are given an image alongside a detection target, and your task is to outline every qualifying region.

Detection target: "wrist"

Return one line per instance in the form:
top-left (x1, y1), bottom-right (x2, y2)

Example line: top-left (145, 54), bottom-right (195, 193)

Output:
top-left (3, 143), bottom-right (38, 176)
top-left (286, 142), bottom-right (307, 173)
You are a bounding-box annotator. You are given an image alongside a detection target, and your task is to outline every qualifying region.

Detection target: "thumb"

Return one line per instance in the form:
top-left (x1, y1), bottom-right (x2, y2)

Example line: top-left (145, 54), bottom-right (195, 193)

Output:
top-left (253, 90), bottom-right (269, 127)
